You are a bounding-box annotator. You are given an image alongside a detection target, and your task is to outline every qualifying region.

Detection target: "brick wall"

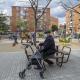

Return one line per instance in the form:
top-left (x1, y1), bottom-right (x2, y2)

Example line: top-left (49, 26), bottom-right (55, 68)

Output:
top-left (11, 6), bottom-right (58, 32)
top-left (66, 4), bottom-right (80, 33)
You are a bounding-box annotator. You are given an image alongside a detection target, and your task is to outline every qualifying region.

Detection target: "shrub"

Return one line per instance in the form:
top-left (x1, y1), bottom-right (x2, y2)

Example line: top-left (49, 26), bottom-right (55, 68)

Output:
top-left (38, 32), bottom-right (44, 38)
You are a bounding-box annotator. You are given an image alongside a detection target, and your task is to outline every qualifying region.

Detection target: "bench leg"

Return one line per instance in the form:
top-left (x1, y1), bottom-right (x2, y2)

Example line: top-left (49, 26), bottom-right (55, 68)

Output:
top-left (63, 54), bottom-right (70, 63)
top-left (56, 54), bottom-right (64, 67)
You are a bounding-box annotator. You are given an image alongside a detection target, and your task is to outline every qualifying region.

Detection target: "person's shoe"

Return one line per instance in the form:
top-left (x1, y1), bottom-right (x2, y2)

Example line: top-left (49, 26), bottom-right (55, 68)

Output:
top-left (12, 43), bottom-right (16, 47)
top-left (48, 62), bottom-right (54, 66)
top-left (45, 59), bottom-right (54, 66)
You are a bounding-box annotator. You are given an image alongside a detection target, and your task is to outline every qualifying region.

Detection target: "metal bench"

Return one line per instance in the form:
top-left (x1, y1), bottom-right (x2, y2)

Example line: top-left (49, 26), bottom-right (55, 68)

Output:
top-left (47, 45), bottom-right (71, 67)
top-left (19, 44), bottom-right (71, 79)
top-left (58, 46), bottom-right (71, 63)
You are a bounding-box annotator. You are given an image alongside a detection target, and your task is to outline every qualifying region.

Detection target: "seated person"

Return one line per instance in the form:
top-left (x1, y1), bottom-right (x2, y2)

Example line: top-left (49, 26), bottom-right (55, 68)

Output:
top-left (29, 30), bottom-right (57, 69)
top-left (38, 30), bottom-right (56, 65)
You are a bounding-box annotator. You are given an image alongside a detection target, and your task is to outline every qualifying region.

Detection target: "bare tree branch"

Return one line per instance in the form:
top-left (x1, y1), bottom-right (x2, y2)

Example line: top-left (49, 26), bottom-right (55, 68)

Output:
top-left (37, 0), bottom-right (52, 20)
top-left (60, 1), bottom-right (80, 14)
top-left (36, 0), bottom-right (38, 10)
top-left (71, 7), bottom-right (80, 14)
top-left (29, 0), bottom-right (36, 12)
top-left (28, 0), bottom-right (52, 46)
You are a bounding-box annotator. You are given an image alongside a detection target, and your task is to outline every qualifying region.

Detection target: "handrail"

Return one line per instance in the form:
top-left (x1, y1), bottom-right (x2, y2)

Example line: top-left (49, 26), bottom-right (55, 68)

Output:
top-left (22, 43), bottom-right (43, 68)
top-left (62, 46), bottom-right (71, 53)
top-left (22, 43), bottom-right (35, 53)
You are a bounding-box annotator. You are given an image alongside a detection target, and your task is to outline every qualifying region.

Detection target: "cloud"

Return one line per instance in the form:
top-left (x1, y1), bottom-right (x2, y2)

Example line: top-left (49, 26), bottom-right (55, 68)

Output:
top-left (0, 0), bottom-right (78, 24)
top-left (51, 6), bottom-right (66, 18)
top-left (59, 17), bottom-right (66, 25)
top-left (17, 0), bottom-right (29, 1)
top-left (49, 0), bottom-right (59, 8)
top-left (0, 9), bottom-right (8, 15)
top-left (13, 0), bottom-right (30, 7)
top-left (0, 0), bottom-right (6, 4)
top-left (2, 9), bottom-right (7, 14)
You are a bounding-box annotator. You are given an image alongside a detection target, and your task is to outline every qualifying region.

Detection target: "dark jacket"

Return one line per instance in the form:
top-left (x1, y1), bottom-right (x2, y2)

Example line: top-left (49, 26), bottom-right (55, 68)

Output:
top-left (13, 34), bottom-right (17, 39)
top-left (40, 35), bottom-right (56, 58)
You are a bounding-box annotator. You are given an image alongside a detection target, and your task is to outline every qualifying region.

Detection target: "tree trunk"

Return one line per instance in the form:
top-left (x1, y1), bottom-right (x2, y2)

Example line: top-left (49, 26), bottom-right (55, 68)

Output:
top-left (34, 14), bottom-right (38, 46)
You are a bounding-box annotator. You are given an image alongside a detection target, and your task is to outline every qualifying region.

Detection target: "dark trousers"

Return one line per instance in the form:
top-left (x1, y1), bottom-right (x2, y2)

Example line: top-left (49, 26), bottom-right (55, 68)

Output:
top-left (32, 50), bottom-right (55, 67)
top-left (14, 38), bottom-right (18, 43)
top-left (13, 38), bottom-right (18, 46)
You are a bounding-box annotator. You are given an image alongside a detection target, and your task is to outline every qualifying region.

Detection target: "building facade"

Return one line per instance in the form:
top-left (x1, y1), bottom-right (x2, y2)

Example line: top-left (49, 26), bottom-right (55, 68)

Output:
top-left (11, 6), bottom-right (58, 32)
top-left (50, 16), bottom-right (58, 26)
top-left (66, 4), bottom-right (80, 34)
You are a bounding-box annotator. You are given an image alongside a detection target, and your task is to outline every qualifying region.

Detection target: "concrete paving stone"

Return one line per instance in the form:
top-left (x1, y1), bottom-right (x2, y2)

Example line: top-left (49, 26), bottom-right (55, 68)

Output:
top-left (0, 39), bottom-right (80, 80)
top-left (0, 50), bottom-right (80, 80)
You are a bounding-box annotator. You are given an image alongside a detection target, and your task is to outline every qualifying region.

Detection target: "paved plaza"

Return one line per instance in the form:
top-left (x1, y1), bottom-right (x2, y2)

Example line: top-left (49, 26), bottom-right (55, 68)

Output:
top-left (0, 0), bottom-right (80, 80)
top-left (0, 39), bottom-right (80, 80)
top-left (0, 38), bottom-right (80, 52)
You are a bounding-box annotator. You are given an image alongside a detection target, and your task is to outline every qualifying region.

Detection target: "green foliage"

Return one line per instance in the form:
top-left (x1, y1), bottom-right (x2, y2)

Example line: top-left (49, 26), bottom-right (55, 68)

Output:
top-left (17, 19), bottom-right (27, 30)
top-left (59, 37), bottom-right (71, 43)
top-left (51, 25), bottom-right (58, 32)
top-left (0, 14), bottom-right (8, 32)
top-left (79, 33), bottom-right (80, 38)
top-left (38, 32), bottom-right (44, 38)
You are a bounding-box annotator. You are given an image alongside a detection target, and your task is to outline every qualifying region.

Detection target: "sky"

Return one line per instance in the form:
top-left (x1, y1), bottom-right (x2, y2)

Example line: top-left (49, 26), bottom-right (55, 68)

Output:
top-left (0, 0), bottom-right (79, 24)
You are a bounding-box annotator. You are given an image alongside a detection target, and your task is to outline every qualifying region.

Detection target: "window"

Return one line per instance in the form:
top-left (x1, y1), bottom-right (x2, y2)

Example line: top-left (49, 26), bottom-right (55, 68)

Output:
top-left (16, 13), bottom-right (20, 17)
top-left (16, 7), bottom-right (20, 12)
top-left (70, 10), bottom-right (74, 18)
top-left (20, 8), bottom-right (27, 19)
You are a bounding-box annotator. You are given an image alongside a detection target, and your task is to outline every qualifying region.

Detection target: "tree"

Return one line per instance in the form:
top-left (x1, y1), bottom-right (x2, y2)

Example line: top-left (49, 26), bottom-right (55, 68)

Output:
top-left (0, 14), bottom-right (8, 32)
top-left (17, 19), bottom-right (28, 31)
top-left (51, 25), bottom-right (58, 32)
top-left (29, 0), bottom-right (52, 46)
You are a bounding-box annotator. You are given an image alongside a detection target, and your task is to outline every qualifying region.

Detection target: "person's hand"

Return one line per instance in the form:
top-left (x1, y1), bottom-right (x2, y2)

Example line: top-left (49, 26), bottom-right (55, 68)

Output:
top-left (39, 42), bottom-right (44, 46)
top-left (36, 45), bottom-right (39, 49)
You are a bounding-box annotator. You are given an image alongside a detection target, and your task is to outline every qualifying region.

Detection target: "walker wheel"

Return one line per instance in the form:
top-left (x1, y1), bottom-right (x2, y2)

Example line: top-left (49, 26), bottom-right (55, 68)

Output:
top-left (19, 72), bottom-right (25, 79)
top-left (27, 63), bottom-right (32, 70)
top-left (40, 72), bottom-right (44, 79)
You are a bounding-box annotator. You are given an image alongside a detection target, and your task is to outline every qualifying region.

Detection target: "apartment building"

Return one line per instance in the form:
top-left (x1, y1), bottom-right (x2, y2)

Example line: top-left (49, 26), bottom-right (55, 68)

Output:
top-left (50, 16), bottom-right (58, 26)
top-left (11, 6), bottom-right (58, 32)
top-left (66, 4), bottom-right (80, 33)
